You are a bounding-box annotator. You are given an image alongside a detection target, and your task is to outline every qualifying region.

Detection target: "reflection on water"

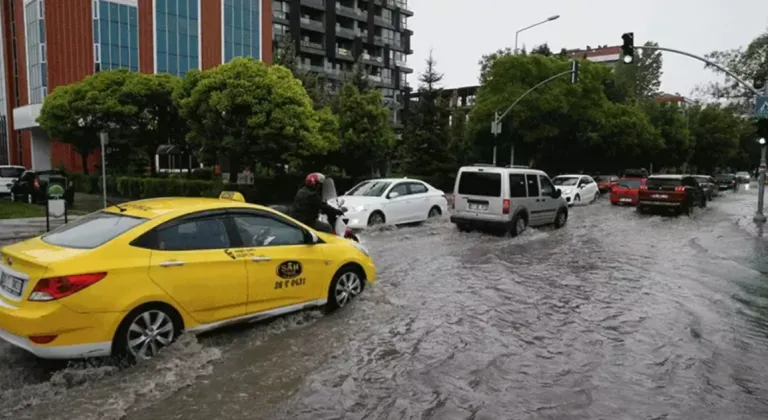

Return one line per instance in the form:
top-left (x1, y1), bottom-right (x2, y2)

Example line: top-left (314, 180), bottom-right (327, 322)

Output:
top-left (1, 192), bottom-right (767, 419)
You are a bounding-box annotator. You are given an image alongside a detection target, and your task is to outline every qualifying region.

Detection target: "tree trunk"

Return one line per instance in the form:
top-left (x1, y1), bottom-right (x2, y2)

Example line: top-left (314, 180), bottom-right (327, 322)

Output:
top-left (81, 151), bottom-right (90, 175)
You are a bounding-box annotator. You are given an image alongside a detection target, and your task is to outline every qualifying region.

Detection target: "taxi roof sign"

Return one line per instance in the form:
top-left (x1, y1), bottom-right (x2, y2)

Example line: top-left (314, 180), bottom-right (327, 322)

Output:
top-left (219, 191), bottom-right (245, 202)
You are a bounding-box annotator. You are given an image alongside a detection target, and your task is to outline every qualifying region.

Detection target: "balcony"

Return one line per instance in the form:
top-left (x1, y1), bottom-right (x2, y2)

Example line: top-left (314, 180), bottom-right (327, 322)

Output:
top-left (300, 16), bottom-right (325, 32)
top-left (300, 0), bottom-right (325, 10)
top-left (362, 52), bottom-right (384, 66)
top-left (336, 47), bottom-right (354, 60)
top-left (324, 67), bottom-right (344, 79)
top-left (336, 3), bottom-right (366, 20)
top-left (300, 40), bottom-right (325, 55)
top-left (299, 63), bottom-right (326, 74)
top-left (395, 0), bottom-right (413, 16)
top-left (373, 36), bottom-right (385, 46)
top-left (335, 24), bottom-right (359, 39)
top-left (272, 11), bottom-right (289, 23)
top-left (367, 74), bottom-right (382, 83)
top-left (395, 59), bottom-right (413, 72)
top-left (374, 15), bottom-right (394, 28)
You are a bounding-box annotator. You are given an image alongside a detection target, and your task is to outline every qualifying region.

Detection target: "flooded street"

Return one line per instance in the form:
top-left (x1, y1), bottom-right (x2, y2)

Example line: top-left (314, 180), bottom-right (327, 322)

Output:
top-left (2, 189), bottom-right (768, 419)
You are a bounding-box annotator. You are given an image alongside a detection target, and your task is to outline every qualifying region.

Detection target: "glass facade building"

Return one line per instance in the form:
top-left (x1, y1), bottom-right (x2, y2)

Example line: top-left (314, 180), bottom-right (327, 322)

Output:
top-left (155, 0), bottom-right (200, 77)
top-left (222, 0), bottom-right (261, 62)
top-left (25, 0), bottom-right (47, 104)
top-left (93, 0), bottom-right (140, 72)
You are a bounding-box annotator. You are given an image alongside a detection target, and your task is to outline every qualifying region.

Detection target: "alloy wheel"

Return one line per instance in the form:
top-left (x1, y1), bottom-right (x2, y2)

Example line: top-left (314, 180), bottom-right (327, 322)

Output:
top-left (126, 310), bottom-right (175, 360)
top-left (335, 271), bottom-right (362, 307)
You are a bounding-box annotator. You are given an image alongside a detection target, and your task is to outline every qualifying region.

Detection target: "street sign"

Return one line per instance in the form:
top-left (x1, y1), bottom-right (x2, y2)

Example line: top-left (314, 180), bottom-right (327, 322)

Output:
top-left (757, 96), bottom-right (768, 118)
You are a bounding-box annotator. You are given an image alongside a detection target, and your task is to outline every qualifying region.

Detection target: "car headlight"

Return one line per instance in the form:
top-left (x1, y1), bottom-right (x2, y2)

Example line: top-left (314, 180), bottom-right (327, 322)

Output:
top-left (351, 241), bottom-right (370, 257)
top-left (352, 205), bottom-right (368, 213)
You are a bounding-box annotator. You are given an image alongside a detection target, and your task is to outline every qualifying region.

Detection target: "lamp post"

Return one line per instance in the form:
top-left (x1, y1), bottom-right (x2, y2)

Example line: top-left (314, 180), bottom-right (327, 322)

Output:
top-left (514, 15), bottom-right (560, 54)
top-left (755, 137), bottom-right (766, 223)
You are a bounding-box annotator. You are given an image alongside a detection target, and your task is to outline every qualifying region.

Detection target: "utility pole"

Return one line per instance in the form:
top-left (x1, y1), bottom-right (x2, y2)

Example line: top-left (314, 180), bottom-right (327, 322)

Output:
top-left (756, 137), bottom-right (766, 223)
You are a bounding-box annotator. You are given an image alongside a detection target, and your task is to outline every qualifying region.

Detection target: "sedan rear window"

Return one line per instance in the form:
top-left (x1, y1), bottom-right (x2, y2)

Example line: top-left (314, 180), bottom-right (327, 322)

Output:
top-left (42, 212), bottom-right (147, 249)
top-left (616, 179), bottom-right (641, 189)
top-left (458, 171), bottom-right (501, 197)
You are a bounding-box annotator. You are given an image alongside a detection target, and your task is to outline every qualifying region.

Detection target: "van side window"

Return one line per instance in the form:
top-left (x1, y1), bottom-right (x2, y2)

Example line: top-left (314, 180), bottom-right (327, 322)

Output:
top-left (525, 174), bottom-right (540, 197)
top-left (509, 174), bottom-right (526, 197)
top-left (539, 176), bottom-right (554, 196)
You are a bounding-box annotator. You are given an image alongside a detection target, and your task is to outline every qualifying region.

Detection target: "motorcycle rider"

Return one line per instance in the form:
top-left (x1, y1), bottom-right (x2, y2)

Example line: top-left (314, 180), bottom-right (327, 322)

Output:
top-left (291, 172), bottom-right (345, 233)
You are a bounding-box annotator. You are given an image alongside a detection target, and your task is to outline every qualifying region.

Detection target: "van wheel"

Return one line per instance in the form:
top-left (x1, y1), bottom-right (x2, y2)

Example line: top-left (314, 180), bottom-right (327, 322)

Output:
top-left (510, 214), bottom-right (527, 237)
top-left (554, 208), bottom-right (568, 228)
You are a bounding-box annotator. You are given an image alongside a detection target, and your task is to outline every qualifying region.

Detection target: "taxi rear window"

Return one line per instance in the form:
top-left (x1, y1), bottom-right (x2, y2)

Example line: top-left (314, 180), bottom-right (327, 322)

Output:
top-left (42, 212), bottom-right (147, 249)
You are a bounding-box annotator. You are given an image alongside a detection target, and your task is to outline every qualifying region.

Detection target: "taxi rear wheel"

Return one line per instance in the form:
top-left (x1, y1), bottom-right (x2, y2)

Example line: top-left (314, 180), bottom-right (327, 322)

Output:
top-left (113, 303), bottom-right (183, 361)
top-left (326, 265), bottom-right (365, 311)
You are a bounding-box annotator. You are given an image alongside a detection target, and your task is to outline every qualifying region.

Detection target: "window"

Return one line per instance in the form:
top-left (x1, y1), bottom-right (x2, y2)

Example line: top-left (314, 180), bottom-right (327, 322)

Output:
top-left (408, 182), bottom-right (427, 194)
top-left (552, 176), bottom-right (579, 186)
top-left (381, 8), bottom-right (392, 23)
top-left (539, 176), bottom-right (554, 196)
top-left (42, 212), bottom-right (147, 249)
top-left (0, 167), bottom-right (25, 178)
top-left (508, 174), bottom-right (526, 197)
top-left (381, 68), bottom-right (392, 84)
top-left (457, 172), bottom-right (501, 197)
top-left (525, 174), bottom-right (540, 197)
top-left (232, 214), bottom-right (306, 247)
top-left (388, 183), bottom-right (409, 197)
top-left (347, 181), bottom-right (391, 197)
top-left (94, 1), bottom-right (138, 71)
top-left (155, 0), bottom-right (199, 76)
top-left (223, 0), bottom-right (261, 62)
top-left (155, 216), bottom-right (230, 251)
top-left (25, 0), bottom-right (46, 104)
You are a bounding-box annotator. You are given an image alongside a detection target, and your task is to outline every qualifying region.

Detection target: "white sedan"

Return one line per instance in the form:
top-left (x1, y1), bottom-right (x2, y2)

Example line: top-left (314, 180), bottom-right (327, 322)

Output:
top-left (340, 178), bottom-right (449, 228)
top-left (552, 174), bottom-right (600, 206)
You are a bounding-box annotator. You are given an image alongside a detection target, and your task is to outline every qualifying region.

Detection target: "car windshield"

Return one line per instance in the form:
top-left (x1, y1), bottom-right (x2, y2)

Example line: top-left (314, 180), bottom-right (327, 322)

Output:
top-left (42, 211), bottom-right (147, 249)
top-left (694, 176), bottom-right (710, 183)
top-left (646, 178), bottom-right (682, 188)
top-left (346, 181), bottom-right (391, 197)
top-left (553, 177), bottom-right (579, 186)
top-left (616, 179), bottom-right (642, 189)
top-left (0, 167), bottom-right (24, 178)
top-left (716, 174), bottom-right (735, 181)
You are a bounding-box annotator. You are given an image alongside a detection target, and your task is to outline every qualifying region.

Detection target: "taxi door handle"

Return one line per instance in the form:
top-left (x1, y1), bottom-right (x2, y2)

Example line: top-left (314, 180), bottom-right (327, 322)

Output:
top-left (159, 260), bottom-right (185, 267)
top-left (251, 256), bottom-right (272, 262)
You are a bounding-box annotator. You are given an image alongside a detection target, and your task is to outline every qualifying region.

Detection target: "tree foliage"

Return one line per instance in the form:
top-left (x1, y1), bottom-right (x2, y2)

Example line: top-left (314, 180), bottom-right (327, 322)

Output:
top-left (615, 41), bottom-right (664, 100)
top-left (337, 83), bottom-right (395, 176)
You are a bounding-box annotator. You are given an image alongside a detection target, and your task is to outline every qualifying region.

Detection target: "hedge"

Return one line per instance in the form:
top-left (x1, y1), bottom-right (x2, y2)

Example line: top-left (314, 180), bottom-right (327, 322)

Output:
top-left (67, 172), bottom-right (457, 204)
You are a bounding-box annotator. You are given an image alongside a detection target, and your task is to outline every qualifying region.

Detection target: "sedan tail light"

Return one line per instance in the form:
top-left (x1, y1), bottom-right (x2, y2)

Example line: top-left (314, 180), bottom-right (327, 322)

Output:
top-left (674, 186), bottom-right (685, 192)
top-left (639, 185), bottom-right (648, 190)
top-left (502, 199), bottom-right (510, 214)
top-left (29, 272), bottom-right (107, 301)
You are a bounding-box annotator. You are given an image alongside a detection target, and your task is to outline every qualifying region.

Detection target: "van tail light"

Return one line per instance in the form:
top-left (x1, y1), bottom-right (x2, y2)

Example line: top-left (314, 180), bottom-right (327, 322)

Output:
top-left (28, 272), bottom-right (107, 301)
top-left (502, 199), bottom-right (510, 214)
top-left (674, 186), bottom-right (685, 192)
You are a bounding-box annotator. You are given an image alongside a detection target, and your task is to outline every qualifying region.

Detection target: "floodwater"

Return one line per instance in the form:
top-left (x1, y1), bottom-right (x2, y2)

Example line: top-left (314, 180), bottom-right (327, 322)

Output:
top-left (2, 188), bottom-right (768, 419)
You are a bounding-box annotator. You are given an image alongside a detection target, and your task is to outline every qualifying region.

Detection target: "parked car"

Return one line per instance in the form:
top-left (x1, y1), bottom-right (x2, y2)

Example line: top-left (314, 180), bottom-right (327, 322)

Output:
top-left (552, 174), bottom-right (600, 206)
top-left (610, 177), bottom-right (646, 206)
top-left (449, 164), bottom-right (568, 236)
top-left (9, 169), bottom-right (74, 206)
top-left (735, 171), bottom-right (751, 183)
top-left (637, 175), bottom-right (706, 215)
top-left (693, 175), bottom-right (718, 200)
top-left (340, 178), bottom-right (448, 228)
top-left (715, 174), bottom-right (737, 191)
top-left (0, 165), bottom-right (26, 198)
top-left (0, 191), bottom-right (376, 360)
top-left (596, 175), bottom-right (619, 193)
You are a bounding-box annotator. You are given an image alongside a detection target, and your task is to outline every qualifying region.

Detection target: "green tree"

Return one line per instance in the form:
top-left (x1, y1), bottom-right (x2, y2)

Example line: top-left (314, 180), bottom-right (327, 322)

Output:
top-left (688, 104), bottom-right (743, 172)
top-left (530, 43), bottom-right (553, 57)
top-left (336, 83), bottom-right (395, 177)
top-left (640, 100), bottom-right (692, 170)
top-left (400, 52), bottom-right (453, 174)
top-left (346, 54), bottom-right (372, 94)
top-left (615, 40), bottom-right (663, 99)
top-left (174, 57), bottom-right (339, 181)
top-left (274, 35), bottom-right (335, 110)
top-left (37, 70), bottom-right (137, 174)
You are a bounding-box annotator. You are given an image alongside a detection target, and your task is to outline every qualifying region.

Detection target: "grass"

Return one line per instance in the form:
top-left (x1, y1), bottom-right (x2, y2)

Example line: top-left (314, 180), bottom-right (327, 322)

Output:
top-left (0, 201), bottom-right (46, 219)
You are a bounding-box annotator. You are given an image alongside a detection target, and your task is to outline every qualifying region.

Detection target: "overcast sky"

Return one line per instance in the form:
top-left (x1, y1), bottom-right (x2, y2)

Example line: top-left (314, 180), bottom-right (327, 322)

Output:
top-left (408, 0), bottom-right (767, 96)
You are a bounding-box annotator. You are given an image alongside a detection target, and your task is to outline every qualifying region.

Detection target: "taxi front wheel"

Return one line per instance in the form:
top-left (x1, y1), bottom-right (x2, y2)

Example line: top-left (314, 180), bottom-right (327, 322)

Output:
top-left (326, 266), bottom-right (365, 311)
top-left (113, 303), bottom-right (182, 361)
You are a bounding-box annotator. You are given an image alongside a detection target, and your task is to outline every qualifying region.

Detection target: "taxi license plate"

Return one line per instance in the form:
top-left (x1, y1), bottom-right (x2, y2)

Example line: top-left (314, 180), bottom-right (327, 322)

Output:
top-left (0, 271), bottom-right (23, 297)
top-left (468, 203), bottom-right (488, 211)
top-left (620, 198), bottom-right (632, 203)
top-left (652, 194), bottom-right (668, 199)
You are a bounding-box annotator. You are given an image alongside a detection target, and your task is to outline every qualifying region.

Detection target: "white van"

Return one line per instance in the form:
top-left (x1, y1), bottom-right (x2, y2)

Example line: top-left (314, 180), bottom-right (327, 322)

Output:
top-left (449, 164), bottom-right (569, 236)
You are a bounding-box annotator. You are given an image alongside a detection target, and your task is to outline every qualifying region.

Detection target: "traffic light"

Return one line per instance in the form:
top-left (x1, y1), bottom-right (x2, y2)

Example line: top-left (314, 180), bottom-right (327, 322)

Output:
top-left (570, 60), bottom-right (580, 84)
top-left (621, 32), bottom-right (634, 64)
top-left (758, 118), bottom-right (768, 139)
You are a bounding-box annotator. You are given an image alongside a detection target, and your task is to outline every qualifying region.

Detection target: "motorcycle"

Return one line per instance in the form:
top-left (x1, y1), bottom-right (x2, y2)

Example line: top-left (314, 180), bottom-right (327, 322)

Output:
top-left (322, 177), bottom-right (361, 242)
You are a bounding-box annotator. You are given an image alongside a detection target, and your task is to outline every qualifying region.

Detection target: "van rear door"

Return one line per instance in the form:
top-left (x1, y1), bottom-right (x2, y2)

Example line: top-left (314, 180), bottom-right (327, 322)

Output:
top-left (454, 169), bottom-right (505, 220)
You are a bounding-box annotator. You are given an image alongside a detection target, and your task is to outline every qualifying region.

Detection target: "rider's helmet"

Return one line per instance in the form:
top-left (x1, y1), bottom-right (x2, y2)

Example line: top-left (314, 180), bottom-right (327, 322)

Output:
top-left (305, 172), bottom-right (326, 189)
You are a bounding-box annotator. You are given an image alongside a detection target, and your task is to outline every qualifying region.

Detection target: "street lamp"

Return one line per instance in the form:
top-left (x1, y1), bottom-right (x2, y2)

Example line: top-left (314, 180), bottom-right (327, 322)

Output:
top-left (754, 137), bottom-right (766, 223)
top-left (514, 15), bottom-right (561, 54)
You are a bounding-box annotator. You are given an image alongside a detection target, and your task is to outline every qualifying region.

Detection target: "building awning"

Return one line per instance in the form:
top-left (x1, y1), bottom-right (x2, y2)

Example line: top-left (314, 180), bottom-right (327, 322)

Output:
top-left (12, 104), bottom-right (42, 129)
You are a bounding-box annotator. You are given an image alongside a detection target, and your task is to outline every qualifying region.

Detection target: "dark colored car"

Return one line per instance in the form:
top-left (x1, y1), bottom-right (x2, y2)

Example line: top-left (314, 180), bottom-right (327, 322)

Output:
top-left (8, 169), bottom-right (75, 206)
top-left (637, 175), bottom-right (706, 215)
top-left (715, 174), bottom-right (737, 191)
top-left (693, 175), bottom-right (718, 200)
top-left (596, 175), bottom-right (619, 193)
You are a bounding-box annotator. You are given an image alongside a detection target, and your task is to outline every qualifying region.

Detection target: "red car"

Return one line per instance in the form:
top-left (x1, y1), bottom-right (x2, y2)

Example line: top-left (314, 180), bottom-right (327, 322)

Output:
top-left (596, 175), bottom-right (619, 193)
top-left (610, 177), bottom-right (646, 206)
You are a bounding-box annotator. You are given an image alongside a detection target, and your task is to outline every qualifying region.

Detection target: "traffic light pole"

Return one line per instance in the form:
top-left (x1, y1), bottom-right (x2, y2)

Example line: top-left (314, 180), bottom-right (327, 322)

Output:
top-left (492, 67), bottom-right (577, 166)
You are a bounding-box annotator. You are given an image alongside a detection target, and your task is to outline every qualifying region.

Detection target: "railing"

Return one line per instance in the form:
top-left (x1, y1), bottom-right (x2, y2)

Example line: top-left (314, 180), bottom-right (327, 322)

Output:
top-left (272, 11), bottom-right (288, 20)
top-left (337, 47), bottom-right (351, 57)
top-left (367, 74), bottom-right (382, 82)
top-left (301, 40), bottom-right (324, 50)
top-left (300, 17), bottom-right (324, 30)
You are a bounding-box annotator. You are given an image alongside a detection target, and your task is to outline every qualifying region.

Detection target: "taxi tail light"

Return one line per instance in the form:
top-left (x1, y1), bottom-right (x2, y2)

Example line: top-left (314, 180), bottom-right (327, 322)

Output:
top-left (29, 335), bottom-right (57, 344)
top-left (502, 199), bottom-right (511, 214)
top-left (28, 272), bottom-right (107, 301)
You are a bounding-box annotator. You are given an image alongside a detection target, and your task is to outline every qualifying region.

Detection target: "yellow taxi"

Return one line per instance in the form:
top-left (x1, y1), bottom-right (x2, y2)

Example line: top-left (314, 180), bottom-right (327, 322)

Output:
top-left (0, 192), bottom-right (375, 360)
